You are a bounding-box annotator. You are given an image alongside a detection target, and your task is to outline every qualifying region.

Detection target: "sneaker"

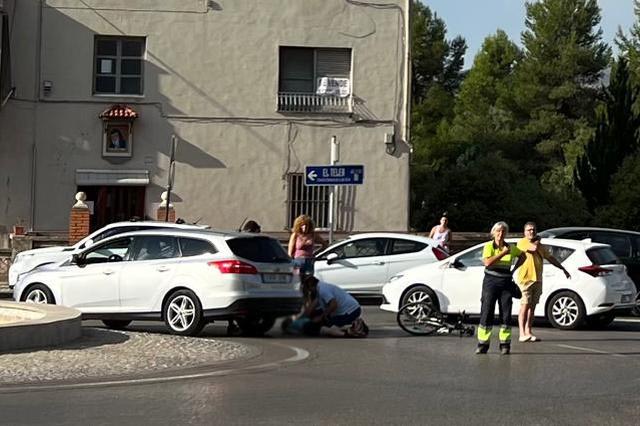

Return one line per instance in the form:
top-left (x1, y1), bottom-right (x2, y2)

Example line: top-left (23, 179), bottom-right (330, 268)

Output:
top-left (500, 345), bottom-right (511, 355)
top-left (529, 335), bottom-right (540, 342)
top-left (475, 345), bottom-right (489, 355)
top-left (518, 335), bottom-right (531, 343)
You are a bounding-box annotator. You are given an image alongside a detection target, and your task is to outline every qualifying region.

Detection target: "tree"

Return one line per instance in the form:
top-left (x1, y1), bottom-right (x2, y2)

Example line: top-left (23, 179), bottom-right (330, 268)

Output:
top-left (514, 0), bottom-right (611, 189)
top-left (616, 0), bottom-right (640, 84)
top-left (409, 2), bottom-right (467, 229)
top-left (446, 30), bottom-right (525, 163)
top-left (574, 57), bottom-right (640, 212)
top-left (595, 153), bottom-right (640, 230)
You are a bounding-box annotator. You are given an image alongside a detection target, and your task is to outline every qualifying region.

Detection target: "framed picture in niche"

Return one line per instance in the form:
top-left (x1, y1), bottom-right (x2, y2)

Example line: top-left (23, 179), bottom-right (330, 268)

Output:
top-left (103, 122), bottom-right (132, 158)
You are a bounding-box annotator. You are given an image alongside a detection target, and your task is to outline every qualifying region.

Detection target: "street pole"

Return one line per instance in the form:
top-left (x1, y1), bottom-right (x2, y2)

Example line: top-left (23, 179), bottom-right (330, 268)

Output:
top-left (165, 134), bottom-right (177, 222)
top-left (328, 136), bottom-right (339, 244)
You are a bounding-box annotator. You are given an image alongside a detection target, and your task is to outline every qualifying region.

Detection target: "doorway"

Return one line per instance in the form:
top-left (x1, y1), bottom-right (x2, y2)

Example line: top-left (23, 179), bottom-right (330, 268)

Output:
top-left (78, 186), bottom-right (146, 231)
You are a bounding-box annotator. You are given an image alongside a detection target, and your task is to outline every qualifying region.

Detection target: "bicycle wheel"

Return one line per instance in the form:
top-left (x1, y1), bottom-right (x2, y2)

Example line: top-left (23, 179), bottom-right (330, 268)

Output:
top-left (397, 302), bottom-right (441, 336)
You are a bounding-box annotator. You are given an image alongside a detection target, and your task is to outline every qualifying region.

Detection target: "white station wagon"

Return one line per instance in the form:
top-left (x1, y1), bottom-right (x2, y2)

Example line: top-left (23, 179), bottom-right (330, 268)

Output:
top-left (9, 221), bottom-right (208, 288)
top-left (14, 229), bottom-right (302, 336)
top-left (381, 238), bottom-right (636, 329)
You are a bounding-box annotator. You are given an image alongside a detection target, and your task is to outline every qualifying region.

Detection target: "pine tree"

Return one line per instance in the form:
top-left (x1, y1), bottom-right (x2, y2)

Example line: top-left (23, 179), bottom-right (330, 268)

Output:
top-left (514, 0), bottom-right (611, 189)
top-left (574, 57), bottom-right (640, 212)
top-left (616, 0), bottom-right (640, 84)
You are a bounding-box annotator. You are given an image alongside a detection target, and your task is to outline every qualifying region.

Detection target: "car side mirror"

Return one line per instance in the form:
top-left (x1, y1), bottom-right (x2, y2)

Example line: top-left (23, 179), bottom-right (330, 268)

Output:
top-left (72, 253), bottom-right (85, 266)
top-left (326, 253), bottom-right (339, 265)
top-left (83, 238), bottom-right (94, 249)
top-left (450, 258), bottom-right (464, 269)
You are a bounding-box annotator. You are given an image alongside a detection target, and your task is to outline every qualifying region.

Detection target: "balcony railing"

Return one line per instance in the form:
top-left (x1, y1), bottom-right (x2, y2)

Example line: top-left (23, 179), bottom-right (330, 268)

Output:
top-left (278, 93), bottom-right (352, 113)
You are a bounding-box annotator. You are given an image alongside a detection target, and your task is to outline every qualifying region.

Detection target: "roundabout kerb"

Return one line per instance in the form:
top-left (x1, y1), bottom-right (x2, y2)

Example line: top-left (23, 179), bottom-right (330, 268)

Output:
top-left (0, 301), bottom-right (82, 352)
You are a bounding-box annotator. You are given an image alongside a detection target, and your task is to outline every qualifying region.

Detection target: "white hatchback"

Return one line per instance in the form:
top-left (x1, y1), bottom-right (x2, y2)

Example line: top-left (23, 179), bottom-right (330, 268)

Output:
top-left (13, 229), bottom-right (302, 336)
top-left (314, 233), bottom-right (448, 296)
top-left (381, 238), bottom-right (637, 329)
top-left (9, 221), bottom-right (208, 288)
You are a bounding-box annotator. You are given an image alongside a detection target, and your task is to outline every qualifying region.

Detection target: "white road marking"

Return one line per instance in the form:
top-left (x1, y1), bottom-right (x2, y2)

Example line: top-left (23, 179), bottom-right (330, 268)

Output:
top-left (556, 344), bottom-right (626, 358)
top-left (0, 344), bottom-right (310, 393)
top-left (615, 318), bottom-right (640, 323)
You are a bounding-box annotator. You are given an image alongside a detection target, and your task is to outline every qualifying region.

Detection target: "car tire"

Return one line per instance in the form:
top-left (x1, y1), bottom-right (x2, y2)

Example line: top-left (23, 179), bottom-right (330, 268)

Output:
top-left (585, 312), bottom-right (615, 329)
top-left (21, 284), bottom-right (56, 305)
top-left (163, 289), bottom-right (205, 336)
top-left (631, 292), bottom-right (640, 317)
top-left (546, 291), bottom-right (585, 330)
top-left (237, 316), bottom-right (276, 336)
top-left (400, 285), bottom-right (439, 311)
top-left (102, 320), bottom-right (132, 330)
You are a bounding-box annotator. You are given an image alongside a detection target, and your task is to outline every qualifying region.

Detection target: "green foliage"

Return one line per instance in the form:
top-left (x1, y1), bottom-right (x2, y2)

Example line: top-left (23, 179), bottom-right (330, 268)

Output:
top-left (616, 0), bottom-right (640, 85)
top-left (575, 58), bottom-right (640, 211)
top-left (515, 0), bottom-right (611, 187)
top-left (595, 153), bottom-right (640, 231)
top-left (408, 0), bottom-right (640, 232)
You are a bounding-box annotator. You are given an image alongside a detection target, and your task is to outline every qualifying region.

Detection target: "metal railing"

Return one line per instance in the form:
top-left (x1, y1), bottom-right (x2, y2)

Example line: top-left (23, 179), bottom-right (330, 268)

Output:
top-left (278, 93), bottom-right (352, 113)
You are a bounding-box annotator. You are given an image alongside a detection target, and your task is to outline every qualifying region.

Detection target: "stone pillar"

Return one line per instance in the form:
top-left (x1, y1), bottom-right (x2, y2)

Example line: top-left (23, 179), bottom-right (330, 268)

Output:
top-left (156, 191), bottom-right (175, 223)
top-left (69, 192), bottom-right (90, 245)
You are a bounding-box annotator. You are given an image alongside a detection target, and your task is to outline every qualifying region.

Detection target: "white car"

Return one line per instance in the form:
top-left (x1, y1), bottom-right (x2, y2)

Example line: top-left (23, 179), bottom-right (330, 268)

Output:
top-left (9, 221), bottom-right (208, 288)
top-left (381, 238), bottom-right (637, 329)
top-left (14, 229), bottom-right (301, 336)
top-left (314, 233), bottom-right (448, 296)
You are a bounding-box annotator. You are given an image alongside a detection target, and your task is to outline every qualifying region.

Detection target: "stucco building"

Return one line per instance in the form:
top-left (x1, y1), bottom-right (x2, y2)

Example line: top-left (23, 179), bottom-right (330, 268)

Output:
top-left (0, 0), bottom-right (411, 234)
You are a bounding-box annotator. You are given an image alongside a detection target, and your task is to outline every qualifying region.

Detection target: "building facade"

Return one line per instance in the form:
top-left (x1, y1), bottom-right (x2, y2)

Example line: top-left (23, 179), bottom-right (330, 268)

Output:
top-left (0, 0), bottom-right (411, 234)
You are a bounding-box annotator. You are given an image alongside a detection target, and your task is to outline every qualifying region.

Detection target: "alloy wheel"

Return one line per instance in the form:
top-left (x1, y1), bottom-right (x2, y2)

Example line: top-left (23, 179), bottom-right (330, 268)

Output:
top-left (166, 295), bottom-right (196, 332)
top-left (551, 296), bottom-right (579, 327)
top-left (25, 289), bottom-right (48, 304)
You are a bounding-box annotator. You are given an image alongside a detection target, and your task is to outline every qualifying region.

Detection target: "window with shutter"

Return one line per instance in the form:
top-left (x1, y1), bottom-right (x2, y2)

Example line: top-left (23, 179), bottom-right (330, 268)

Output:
top-left (278, 46), bottom-right (352, 113)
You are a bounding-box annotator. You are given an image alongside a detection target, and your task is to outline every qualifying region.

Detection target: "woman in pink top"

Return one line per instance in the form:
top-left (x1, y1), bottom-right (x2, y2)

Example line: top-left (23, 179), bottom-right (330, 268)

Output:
top-left (288, 215), bottom-right (327, 276)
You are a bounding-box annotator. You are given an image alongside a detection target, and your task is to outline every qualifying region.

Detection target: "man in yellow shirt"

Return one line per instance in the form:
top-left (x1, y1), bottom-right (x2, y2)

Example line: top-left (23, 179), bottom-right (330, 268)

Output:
top-left (516, 222), bottom-right (571, 342)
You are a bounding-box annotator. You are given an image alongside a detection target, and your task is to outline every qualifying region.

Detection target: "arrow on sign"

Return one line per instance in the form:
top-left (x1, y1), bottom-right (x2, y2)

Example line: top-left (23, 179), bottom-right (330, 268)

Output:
top-left (307, 170), bottom-right (318, 181)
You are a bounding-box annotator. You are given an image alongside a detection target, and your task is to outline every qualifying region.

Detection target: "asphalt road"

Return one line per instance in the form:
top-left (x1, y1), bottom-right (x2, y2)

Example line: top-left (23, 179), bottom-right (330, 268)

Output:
top-left (1, 307), bottom-right (640, 425)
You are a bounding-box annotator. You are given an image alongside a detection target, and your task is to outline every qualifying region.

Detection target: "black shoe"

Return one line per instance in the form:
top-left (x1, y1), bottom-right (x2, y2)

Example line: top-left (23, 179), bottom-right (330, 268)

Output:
top-left (500, 344), bottom-right (511, 355)
top-left (475, 345), bottom-right (489, 355)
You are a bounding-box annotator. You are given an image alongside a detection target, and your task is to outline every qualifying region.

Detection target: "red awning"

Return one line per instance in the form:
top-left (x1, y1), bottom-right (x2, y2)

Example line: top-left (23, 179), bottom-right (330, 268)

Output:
top-left (99, 104), bottom-right (139, 120)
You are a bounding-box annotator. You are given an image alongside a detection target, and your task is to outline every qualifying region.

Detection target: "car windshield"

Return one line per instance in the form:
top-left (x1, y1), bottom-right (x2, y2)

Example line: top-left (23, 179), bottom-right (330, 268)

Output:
top-left (586, 247), bottom-right (620, 265)
top-left (226, 237), bottom-right (290, 263)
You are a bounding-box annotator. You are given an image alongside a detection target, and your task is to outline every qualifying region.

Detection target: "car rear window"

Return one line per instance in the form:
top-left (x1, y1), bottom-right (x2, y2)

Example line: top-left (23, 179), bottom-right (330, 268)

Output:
top-left (586, 247), bottom-right (620, 265)
top-left (179, 238), bottom-right (217, 257)
top-left (226, 237), bottom-right (290, 263)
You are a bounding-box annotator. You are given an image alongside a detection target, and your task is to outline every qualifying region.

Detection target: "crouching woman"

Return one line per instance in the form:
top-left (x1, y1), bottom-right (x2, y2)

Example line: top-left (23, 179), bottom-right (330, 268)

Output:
top-left (301, 275), bottom-right (368, 337)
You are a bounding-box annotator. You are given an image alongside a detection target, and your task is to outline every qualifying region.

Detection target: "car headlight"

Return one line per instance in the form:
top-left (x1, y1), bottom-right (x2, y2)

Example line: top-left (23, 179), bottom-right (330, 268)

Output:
top-left (13, 253), bottom-right (33, 264)
top-left (388, 274), bottom-right (404, 283)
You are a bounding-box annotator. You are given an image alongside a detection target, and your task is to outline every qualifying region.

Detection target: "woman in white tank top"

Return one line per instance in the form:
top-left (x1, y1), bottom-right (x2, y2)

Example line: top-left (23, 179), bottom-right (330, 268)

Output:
top-left (429, 216), bottom-right (452, 252)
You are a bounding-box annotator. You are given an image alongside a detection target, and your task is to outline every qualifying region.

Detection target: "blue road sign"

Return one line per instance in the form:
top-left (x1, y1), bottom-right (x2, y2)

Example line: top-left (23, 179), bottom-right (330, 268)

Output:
top-left (305, 165), bottom-right (365, 186)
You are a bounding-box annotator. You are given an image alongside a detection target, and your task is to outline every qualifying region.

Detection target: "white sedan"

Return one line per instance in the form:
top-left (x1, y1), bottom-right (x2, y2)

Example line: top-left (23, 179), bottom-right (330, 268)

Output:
top-left (314, 233), bottom-right (448, 296)
top-left (381, 238), bottom-right (637, 329)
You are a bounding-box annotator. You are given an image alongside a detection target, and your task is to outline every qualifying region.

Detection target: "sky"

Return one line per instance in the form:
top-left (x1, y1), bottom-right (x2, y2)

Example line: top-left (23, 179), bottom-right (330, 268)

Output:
top-left (424, 0), bottom-right (637, 68)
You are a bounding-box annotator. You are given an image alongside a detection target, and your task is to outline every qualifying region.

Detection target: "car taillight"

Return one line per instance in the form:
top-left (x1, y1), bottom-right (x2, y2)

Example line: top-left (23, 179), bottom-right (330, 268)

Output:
top-left (208, 260), bottom-right (258, 274)
top-left (432, 247), bottom-right (449, 261)
top-left (578, 265), bottom-right (612, 277)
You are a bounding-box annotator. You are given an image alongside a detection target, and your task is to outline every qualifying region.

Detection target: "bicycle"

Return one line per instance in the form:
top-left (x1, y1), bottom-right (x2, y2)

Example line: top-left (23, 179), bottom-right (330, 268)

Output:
top-left (396, 302), bottom-right (475, 337)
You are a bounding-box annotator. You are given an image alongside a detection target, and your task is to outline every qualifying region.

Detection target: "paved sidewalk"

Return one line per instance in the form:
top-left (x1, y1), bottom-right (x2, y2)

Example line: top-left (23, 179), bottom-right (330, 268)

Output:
top-left (0, 328), bottom-right (259, 385)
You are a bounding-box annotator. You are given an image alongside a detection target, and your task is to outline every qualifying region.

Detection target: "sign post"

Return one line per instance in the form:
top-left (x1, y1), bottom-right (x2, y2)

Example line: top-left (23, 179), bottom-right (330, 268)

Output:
top-left (328, 136), bottom-right (339, 244)
top-left (305, 159), bottom-right (365, 244)
top-left (165, 135), bottom-right (177, 222)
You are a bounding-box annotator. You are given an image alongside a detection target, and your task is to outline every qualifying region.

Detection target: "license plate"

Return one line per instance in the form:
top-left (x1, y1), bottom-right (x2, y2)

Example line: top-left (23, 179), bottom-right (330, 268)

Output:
top-left (621, 294), bottom-right (631, 303)
top-left (262, 273), bottom-right (291, 284)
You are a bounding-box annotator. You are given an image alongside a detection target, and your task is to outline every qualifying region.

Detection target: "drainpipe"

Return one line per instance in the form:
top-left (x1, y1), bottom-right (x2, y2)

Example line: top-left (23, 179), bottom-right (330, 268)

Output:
top-left (29, 0), bottom-right (43, 231)
top-left (403, 0), bottom-right (412, 231)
